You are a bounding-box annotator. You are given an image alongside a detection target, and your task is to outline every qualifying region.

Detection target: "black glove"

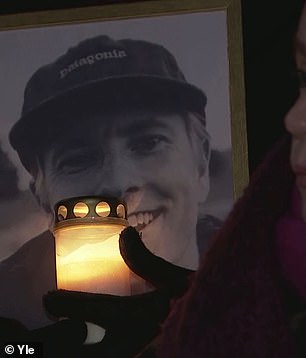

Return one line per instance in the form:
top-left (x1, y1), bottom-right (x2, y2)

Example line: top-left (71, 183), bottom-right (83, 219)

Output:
top-left (43, 226), bottom-right (194, 358)
top-left (291, 310), bottom-right (306, 358)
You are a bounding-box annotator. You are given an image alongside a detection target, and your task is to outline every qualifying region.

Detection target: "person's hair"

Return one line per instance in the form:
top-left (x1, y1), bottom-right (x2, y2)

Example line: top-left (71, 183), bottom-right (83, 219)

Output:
top-left (183, 112), bottom-right (211, 217)
top-left (183, 112), bottom-right (211, 164)
top-left (158, 135), bottom-right (295, 357)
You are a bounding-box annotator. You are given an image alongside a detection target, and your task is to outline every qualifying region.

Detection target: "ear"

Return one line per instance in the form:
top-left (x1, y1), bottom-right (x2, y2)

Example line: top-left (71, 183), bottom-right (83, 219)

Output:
top-left (198, 165), bottom-right (210, 203)
top-left (197, 138), bottom-right (211, 202)
top-left (30, 179), bottom-right (54, 228)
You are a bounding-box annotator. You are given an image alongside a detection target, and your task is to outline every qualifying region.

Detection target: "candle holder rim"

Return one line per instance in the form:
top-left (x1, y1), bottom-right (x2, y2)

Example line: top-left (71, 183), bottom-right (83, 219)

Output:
top-left (54, 195), bottom-right (127, 224)
top-left (54, 195), bottom-right (126, 207)
top-left (53, 216), bottom-right (129, 232)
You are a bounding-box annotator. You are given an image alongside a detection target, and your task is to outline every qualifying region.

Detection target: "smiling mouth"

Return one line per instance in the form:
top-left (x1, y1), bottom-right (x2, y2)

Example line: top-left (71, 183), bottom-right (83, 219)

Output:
top-left (127, 210), bottom-right (161, 232)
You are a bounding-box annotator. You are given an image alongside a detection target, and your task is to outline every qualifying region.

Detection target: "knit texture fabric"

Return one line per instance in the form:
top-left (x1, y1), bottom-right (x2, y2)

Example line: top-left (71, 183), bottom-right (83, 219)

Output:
top-left (158, 135), bottom-right (297, 357)
top-left (276, 186), bottom-right (306, 301)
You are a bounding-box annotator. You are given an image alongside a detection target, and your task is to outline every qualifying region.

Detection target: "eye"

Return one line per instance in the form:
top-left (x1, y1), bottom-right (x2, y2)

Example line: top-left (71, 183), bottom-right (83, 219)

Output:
top-left (56, 149), bottom-right (99, 174)
top-left (128, 135), bottom-right (169, 155)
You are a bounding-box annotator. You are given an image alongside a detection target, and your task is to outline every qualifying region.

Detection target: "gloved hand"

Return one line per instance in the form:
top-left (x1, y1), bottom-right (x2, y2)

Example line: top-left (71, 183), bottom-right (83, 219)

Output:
top-left (43, 226), bottom-right (194, 358)
top-left (291, 309), bottom-right (306, 358)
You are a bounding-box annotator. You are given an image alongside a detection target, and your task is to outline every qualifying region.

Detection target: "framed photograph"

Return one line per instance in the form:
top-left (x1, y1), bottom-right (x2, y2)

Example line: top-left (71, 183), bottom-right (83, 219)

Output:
top-left (0, 0), bottom-right (247, 328)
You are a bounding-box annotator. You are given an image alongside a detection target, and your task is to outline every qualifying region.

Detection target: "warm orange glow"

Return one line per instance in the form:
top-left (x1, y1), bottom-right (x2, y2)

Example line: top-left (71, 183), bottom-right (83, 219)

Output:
top-left (58, 205), bottom-right (68, 220)
top-left (54, 223), bottom-right (131, 295)
top-left (116, 204), bottom-right (125, 218)
top-left (73, 202), bottom-right (89, 218)
top-left (95, 202), bottom-right (111, 217)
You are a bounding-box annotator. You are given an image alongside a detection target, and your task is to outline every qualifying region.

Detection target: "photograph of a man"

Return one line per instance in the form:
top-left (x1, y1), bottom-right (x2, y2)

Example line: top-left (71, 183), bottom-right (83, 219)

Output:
top-left (0, 34), bottom-right (218, 329)
top-left (0, 8), bottom-right (235, 333)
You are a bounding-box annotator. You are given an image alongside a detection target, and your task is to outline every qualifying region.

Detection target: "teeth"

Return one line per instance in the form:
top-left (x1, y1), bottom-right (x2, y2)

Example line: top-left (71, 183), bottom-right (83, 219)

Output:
top-left (144, 213), bottom-right (150, 225)
top-left (128, 215), bottom-right (137, 227)
top-left (128, 211), bottom-right (155, 228)
top-left (137, 213), bottom-right (144, 225)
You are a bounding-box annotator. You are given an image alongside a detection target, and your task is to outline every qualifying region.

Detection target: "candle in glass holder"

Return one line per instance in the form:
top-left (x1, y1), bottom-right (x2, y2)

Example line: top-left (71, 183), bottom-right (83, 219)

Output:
top-left (53, 197), bottom-right (130, 295)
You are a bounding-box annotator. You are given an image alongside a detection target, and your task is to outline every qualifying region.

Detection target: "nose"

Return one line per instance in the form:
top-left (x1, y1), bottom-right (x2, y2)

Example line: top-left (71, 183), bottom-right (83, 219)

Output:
top-left (96, 151), bottom-right (141, 201)
top-left (284, 92), bottom-right (306, 138)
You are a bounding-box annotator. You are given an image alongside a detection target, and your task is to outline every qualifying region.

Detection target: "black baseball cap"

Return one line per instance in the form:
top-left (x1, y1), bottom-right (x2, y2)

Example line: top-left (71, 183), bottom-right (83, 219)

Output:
top-left (9, 35), bottom-right (207, 173)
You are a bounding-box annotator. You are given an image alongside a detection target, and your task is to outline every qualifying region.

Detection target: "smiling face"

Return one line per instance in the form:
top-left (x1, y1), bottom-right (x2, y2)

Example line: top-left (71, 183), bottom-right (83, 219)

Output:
top-left (284, 4), bottom-right (306, 219)
top-left (33, 109), bottom-right (210, 269)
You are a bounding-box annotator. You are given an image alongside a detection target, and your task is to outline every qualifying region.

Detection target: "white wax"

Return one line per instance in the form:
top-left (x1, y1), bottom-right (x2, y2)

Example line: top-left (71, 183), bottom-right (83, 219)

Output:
top-left (55, 224), bottom-right (131, 295)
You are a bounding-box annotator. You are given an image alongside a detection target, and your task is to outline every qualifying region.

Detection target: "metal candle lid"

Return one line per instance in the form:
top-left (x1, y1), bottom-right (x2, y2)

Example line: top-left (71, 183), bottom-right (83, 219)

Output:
top-left (53, 196), bottom-right (128, 231)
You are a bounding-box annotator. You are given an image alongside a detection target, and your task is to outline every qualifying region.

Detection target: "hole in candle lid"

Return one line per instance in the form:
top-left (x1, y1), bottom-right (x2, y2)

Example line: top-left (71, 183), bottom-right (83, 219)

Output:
top-left (116, 204), bottom-right (125, 218)
top-left (57, 205), bottom-right (68, 221)
top-left (96, 202), bottom-right (110, 217)
top-left (73, 202), bottom-right (89, 218)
